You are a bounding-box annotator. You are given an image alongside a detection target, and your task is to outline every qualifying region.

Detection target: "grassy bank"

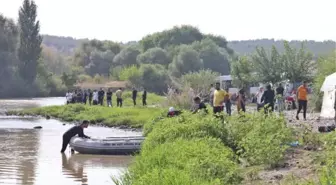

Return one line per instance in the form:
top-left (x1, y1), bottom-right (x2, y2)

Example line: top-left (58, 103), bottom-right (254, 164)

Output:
top-left (113, 112), bottom-right (301, 185)
top-left (7, 104), bottom-right (166, 128)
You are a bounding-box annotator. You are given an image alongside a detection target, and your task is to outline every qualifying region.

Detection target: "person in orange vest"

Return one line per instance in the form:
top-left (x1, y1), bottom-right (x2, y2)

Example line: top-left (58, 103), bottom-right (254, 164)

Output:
top-left (296, 81), bottom-right (309, 120)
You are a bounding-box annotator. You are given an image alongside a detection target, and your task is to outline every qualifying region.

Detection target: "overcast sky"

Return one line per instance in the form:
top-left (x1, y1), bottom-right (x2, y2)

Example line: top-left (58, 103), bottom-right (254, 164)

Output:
top-left (0, 0), bottom-right (335, 42)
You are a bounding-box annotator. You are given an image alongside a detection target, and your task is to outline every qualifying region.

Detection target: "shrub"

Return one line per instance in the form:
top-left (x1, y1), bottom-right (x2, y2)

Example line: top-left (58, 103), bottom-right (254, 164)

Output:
top-left (120, 138), bottom-right (242, 185)
top-left (226, 112), bottom-right (293, 166)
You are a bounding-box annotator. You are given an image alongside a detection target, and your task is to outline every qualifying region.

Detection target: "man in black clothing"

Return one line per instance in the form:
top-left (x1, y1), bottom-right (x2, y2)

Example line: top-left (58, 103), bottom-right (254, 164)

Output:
top-left (60, 120), bottom-right (90, 153)
top-left (192, 96), bottom-right (208, 114)
top-left (142, 88), bottom-right (147, 106)
top-left (98, 88), bottom-right (105, 106)
top-left (88, 89), bottom-right (93, 105)
top-left (261, 84), bottom-right (275, 114)
top-left (276, 83), bottom-right (285, 112)
top-left (106, 89), bottom-right (112, 107)
top-left (132, 88), bottom-right (138, 106)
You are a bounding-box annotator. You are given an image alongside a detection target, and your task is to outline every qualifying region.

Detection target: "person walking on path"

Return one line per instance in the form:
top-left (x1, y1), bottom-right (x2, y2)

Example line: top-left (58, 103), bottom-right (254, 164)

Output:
top-left (142, 88), bottom-right (147, 106)
top-left (224, 88), bottom-right (232, 116)
top-left (132, 87), bottom-right (138, 106)
top-left (106, 88), bottom-right (113, 107)
top-left (262, 84), bottom-right (275, 114)
top-left (237, 88), bottom-right (246, 113)
top-left (255, 87), bottom-right (264, 111)
top-left (276, 83), bottom-right (285, 113)
top-left (296, 81), bottom-right (309, 120)
top-left (213, 82), bottom-right (228, 114)
top-left (116, 88), bottom-right (123, 107)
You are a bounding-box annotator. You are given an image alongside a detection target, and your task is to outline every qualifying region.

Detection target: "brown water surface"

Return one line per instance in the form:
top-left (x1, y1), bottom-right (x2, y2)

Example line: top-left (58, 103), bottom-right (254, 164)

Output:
top-left (0, 98), bottom-right (140, 185)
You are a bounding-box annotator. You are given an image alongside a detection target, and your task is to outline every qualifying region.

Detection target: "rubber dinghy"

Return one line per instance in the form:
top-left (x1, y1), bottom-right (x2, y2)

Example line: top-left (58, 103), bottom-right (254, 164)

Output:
top-left (69, 136), bottom-right (145, 155)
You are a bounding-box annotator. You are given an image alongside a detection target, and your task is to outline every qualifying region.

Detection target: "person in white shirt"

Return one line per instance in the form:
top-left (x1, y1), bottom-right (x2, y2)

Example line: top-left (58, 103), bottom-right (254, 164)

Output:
top-left (255, 87), bottom-right (264, 111)
top-left (65, 91), bottom-right (72, 104)
top-left (92, 90), bottom-right (99, 105)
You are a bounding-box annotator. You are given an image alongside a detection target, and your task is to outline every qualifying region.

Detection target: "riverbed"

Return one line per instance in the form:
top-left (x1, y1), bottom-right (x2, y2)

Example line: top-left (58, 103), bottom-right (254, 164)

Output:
top-left (0, 97), bottom-right (141, 185)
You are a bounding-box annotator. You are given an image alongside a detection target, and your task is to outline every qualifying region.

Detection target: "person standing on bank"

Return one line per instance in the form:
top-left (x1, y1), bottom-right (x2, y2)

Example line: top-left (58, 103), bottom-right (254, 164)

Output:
top-left (132, 87), bottom-right (138, 106)
top-left (296, 81), bottom-right (309, 120)
top-left (142, 88), bottom-right (147, 106)
top-left (60, 120), bottom-right (90, 153)
top-left (225, 88), bottom-right (232, 116)
top-left (276, 83), bottom-right (285, 113)
top-left (116, 88), bottom-right (123, 107)
top-left (106, 88), bottom-right (112, 107)
top-left (213, 82), bottom-right (228, 114)
top-left (88, 89), bottom-right (93, 105)
top-left (98, 88), bottom-right (105, 106)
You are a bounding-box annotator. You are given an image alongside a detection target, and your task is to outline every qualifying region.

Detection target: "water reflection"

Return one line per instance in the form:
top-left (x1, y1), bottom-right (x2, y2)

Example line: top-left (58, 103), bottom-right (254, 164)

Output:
top-left (0, 128), bottom-right (40, 185)
top-left (62, 154), bottom-right (88, 185)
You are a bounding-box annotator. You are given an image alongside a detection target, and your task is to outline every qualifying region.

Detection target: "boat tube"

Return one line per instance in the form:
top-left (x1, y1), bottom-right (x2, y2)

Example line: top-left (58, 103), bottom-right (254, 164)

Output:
top-left (69, 136), bottom-right (144, 155)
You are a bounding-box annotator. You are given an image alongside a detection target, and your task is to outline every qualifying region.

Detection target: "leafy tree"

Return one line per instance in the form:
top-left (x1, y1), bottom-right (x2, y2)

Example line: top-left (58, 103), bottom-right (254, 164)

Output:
top-left (139, 64), bottom-right (169, 94)
top-left (282, 41), bottom-right (314, 83)
top-left (0, 15), bottom-right (19, 97)
top-left (252, 46), bottom-right (283, 84)
top-left (169, 45), bottom-right (203, 77)
top-left (140, 25), bottom-right (203, 52)
top-left (231, 56), bottom-right (256, 88)
top-left (18, 0), bottom-right (42, 85)
top-left (180, 69), bottom-right (219, 97)
top-left (41, 45), bottom-right (69, 75)
top-left (136, 47), bottom-right (170, 66)
top-left (119, 65), bottom-right (142, 87)
top-left (113, 45), bottom-right (140, 67)
top-left (192, 38), bottom-right (230, 75)
top-left (85, 50), bottom-right (114, 76)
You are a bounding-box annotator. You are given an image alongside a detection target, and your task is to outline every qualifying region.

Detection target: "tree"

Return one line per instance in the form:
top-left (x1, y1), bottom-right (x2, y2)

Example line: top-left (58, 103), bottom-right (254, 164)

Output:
top-left (181, 69), bottom-right (219, 97)
top-left (139, 64), bottom-right (169, 94)
top-left (192, 38), bottom-right (231, 75)
top-left (282, 41), bottom-right (314, 83)
top-left (85, 50), bottom-right (114, 76)
top-left (252, 46), bottom-right (283, 84)
top-left (18, 0), bottom-right (42, 85)
top-left (136, 47), bottom-right (170, 66)
top-left (119, 65), bottom-right (142, 87)
top-left (231, 56), bottom-right (256, 88)
top-left (113, 45), bottom-right (140, 67)
top-left (0, 15), bottom-right (19, 97)
top-left (169, 45), bottom-right (203, 77)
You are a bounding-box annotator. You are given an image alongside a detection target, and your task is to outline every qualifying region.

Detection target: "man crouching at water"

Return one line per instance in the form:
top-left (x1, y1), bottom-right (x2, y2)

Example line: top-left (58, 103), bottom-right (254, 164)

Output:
top-left (60, 120), bottom-right (90, 153)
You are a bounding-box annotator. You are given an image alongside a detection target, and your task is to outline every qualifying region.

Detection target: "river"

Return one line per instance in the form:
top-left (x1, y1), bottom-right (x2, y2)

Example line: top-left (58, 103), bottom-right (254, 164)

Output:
top-left (0, 97), bottom-right (141, 185)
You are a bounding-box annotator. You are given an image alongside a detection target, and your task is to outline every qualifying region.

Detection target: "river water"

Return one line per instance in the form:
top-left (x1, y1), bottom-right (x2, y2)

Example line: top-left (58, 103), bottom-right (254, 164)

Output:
top-left (0, 97), bottom-right (141, 185)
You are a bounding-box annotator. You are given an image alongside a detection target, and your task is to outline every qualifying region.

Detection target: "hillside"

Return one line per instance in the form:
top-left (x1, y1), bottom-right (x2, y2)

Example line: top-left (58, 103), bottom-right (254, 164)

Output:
top-left (42, 35), bottom-right (335, 57)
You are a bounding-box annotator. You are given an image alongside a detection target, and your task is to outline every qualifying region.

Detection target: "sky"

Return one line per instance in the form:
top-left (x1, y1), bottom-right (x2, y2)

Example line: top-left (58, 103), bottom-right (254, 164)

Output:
top-left (0, 0), bottom-right (335, 42)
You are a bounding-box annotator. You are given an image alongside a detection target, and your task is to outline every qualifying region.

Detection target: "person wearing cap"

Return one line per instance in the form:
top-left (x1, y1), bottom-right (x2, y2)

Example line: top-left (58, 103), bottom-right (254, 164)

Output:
top-left (167, 107), bottom-right (182, 117)
top-left (60, 120), bottom-right (90, 153)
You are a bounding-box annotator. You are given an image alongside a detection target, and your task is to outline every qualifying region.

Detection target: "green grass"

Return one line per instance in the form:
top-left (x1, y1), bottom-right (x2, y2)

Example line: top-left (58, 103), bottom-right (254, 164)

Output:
top-left (6, 92), bottom-right (166, 128)
top-left (7, 104), bottom-right (166, 128)
top-left (113, 111), bottom-right (295, 185)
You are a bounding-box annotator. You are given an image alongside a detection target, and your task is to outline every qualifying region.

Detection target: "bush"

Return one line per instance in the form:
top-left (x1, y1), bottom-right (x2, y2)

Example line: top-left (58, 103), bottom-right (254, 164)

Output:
top-left (120, 138), bottom-right (242, 185)
top-left (226, 112), bottom-right (293, 166)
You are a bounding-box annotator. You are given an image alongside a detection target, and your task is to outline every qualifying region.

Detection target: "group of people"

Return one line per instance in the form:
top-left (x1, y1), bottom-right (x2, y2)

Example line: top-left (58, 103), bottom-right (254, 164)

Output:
top-left (195, 81), bottom-right (310, 120)
top-left (65, 87), bottom-right (148, 107)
